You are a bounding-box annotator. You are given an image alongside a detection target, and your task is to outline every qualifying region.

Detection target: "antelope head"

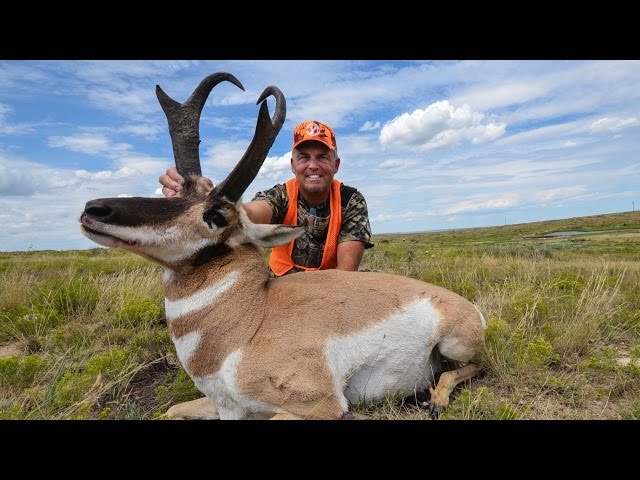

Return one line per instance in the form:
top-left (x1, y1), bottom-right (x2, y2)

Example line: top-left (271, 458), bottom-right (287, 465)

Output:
top-left (80, 72), bottom-right (303, 270)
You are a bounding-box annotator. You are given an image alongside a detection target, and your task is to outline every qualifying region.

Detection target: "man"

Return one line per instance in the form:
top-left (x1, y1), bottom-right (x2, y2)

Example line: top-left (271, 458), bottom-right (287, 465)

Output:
top-left (160, 119), bottom-right (373, 275)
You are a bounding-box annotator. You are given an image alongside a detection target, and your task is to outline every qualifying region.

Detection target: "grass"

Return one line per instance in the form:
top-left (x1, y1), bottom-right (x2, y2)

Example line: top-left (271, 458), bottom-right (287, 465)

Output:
top-left (1, 210), bottom-right (639, 419)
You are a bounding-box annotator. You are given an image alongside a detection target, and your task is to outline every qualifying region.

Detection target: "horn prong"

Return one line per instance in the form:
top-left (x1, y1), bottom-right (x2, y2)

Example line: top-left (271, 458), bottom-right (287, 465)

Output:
top-left (217, 86), bottom-right (286, 202)
top-left (156, 72), bottom-right (245, 178)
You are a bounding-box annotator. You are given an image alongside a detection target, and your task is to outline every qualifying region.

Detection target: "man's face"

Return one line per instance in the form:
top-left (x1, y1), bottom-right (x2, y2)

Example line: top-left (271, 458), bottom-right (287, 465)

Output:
top-left (291, 141), bottom-right (340, 197)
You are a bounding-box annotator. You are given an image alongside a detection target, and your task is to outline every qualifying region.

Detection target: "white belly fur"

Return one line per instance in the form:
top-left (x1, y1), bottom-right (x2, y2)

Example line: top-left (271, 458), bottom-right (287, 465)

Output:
top-left (325, 297), bottom-right (440, 406)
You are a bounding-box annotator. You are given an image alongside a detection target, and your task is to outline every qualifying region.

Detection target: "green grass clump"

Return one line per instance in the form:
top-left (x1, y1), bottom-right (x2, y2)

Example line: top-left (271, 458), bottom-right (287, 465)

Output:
top-left (618, 401), bottom-right (640, 420)
top-left (583, 347), bottom-right (621, 373)
top-left (116, 298), bottom-right (163, 329)
top-left (34, 279), bottom-right (100, 317)
top-left (0, 355), bottom-right (48, 391)
top-left (153, 370), bottom-right (201, 417)
top-left (49, 323), bottom-right (93, 354)
top-left (440, 387), bottom-right (521, 420)
top-left (483, 319), bottom-right (559, 384)
top-left (49, 347), bottom-right (136, 414)
top-left (128, 330), bottom-right (172, 360)
top-left (0, 305), bottom-right (64, 343)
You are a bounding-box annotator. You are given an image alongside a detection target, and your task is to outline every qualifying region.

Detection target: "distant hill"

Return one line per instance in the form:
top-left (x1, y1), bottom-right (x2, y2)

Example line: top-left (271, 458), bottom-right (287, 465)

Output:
top-left (374, 210), bottom-right (640, 242)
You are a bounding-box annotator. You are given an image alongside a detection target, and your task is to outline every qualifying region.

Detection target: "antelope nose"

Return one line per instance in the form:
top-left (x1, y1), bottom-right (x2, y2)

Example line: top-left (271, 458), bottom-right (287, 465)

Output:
top-left (84, 201), bottom-right (112, 219)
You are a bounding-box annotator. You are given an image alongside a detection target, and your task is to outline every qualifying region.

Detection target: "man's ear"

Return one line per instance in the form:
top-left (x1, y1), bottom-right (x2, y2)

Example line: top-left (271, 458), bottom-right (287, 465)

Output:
top-left (334, 157), bottom-right (340, 173)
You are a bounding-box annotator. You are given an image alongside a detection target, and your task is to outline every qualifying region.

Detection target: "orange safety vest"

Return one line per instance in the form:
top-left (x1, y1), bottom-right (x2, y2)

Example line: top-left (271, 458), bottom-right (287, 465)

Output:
top-left (269, 178), bottom-right (342, 276)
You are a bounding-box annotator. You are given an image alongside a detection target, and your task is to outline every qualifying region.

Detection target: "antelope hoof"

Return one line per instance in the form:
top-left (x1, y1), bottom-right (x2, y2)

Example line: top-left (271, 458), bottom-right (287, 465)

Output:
top-left (165, 397), bottom-right (220, 420)
top-left (428, 386), bottom-right (448, 419)
top-left (428, 403), bottom-right (444, 419)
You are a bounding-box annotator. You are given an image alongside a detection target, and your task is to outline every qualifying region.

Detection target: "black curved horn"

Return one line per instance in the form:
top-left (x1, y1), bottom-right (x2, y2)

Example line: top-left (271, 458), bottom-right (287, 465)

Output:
top-left (216, 86), bottom-right (286, 202)
top-left (156, 72), bottom-right (245, 177)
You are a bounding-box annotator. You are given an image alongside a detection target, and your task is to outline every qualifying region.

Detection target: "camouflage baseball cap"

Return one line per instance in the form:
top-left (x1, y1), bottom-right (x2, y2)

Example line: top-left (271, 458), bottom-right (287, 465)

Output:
top-left (292, 120), bottom-right (337, 151)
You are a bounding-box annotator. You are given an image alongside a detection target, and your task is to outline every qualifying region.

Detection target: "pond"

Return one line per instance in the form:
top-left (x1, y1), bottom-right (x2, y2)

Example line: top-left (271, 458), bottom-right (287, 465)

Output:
top-left (543, 230), bottom-right (617, 237)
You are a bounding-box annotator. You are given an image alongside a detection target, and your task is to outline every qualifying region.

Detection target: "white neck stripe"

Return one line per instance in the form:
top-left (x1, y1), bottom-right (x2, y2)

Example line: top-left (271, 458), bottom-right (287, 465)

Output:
top-left (165, 270), bottom-right (241, 321)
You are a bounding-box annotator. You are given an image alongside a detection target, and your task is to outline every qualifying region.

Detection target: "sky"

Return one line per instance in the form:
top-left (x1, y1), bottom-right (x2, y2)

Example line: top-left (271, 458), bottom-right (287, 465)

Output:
top-left (0, 60), bottom-right (639, 252)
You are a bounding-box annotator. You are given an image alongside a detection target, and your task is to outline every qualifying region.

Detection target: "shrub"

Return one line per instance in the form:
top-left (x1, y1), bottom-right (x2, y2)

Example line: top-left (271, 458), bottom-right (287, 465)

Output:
top-left (51, 347), bottom-right (133, 409)
top-left (440, 387), bottom-right (521, 420)
top-left (0, 355), bottom-right (48, 391)
top-left (154, 369), bottom-right (201, 414)
top-left (0, 305), bottom-right (64, 342)
top-left (116, 298), bottom-right (163, 329)
top-left (34, 279), bottom-right (99, 317)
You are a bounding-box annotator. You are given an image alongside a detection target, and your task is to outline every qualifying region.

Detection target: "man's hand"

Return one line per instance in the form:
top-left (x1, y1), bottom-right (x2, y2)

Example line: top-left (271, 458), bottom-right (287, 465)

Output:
top-left (159, 166), bottom-right (273, 225)
top-left (159, 167), bottom-right (213, 197)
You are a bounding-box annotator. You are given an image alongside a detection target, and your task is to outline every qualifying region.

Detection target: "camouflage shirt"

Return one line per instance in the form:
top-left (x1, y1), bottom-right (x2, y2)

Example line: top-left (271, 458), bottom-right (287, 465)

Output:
top-left (253, 182), bottom-right (374, 273)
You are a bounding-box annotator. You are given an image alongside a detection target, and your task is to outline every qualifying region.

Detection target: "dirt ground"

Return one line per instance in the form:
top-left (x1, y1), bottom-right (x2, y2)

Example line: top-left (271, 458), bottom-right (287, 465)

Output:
top-left (0, 342), bottom-right (21, 358)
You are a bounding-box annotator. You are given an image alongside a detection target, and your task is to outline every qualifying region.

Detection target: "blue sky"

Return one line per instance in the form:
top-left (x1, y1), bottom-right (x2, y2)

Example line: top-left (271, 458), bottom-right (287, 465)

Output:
top-left (1, 60), bottom-right (639, 252)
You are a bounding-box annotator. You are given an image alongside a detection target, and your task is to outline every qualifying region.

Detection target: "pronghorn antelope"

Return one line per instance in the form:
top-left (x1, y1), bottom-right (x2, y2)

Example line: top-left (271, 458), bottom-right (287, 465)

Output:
top-left (80, 72), bottom-right (486, 420)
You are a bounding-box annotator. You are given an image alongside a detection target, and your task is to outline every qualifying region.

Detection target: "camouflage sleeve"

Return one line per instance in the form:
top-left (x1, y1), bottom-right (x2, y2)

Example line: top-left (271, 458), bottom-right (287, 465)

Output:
top-left (340, 190), bottom-right (374, 248)
top-left (252, 183), bottom-right (288, 224)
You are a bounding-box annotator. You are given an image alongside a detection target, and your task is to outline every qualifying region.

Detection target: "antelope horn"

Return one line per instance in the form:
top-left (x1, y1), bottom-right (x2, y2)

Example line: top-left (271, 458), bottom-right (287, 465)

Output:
top-left (156, 72), bottom-right (245, 177)
top-left (216, 85), bottom-right (286, 202)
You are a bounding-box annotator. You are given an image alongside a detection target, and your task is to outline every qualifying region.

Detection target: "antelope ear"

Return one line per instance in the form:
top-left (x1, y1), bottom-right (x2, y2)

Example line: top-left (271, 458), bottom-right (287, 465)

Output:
top-left (246, 223), bottom-right (305, 247)
top-left (228, 203), bottom-right (304, 247)
top-left (228, 222), bottom-right (304, 248)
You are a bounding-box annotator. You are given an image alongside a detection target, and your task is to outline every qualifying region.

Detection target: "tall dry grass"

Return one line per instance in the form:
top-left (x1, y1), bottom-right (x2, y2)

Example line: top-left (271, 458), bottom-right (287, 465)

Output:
top-left (2, 214), bottom-right (640, 419)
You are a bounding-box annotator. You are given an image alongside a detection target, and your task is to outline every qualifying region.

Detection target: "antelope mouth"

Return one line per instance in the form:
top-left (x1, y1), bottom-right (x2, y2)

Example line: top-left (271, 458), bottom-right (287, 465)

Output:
top-left (80, 217), bottom-right (137, 248)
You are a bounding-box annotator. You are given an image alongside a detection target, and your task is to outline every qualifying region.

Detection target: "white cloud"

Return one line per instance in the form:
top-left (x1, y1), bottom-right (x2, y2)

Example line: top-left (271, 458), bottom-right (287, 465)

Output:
top-left (0, 155), bottom-right (160, 199)
top-left (202, 115), bottom-right (262, 133)
top-left (590, 117), bottom-right (640, 133)
top-left (0, 103), bottom-right (11, 121)
top-left (379, 101), bottom-right (506, 152)
top-left (0, 102), bottom-right (36, 136)
top-left (371, 210), bottom-right (433, 223)
top-left (201, 141), bottom-right (292, 185)
top-left (452, 80), bottom-right (548, 111)
top-left (112, 155), bottom-right (168, 176)
top-left (259, 152), bottom-right (292, 180)
top-left (453, 61), bottom-right (640, 127)
top-left (47, 133), bottom-right (168, 178)
top-left (442, 194), bottom-right (519, 215)
top-left (536, 186), bottom-right (586, 203)
top-left (86, 86), bottom-right (159, 121)
top-left (494, 119), bottom-right (589, 147)
top-left (74, 167), bottom-right (138, 181)
top-left (377, 159), bottom-right (404, 170)
top-left (48, 133), bottom-right (132, 156)
top-left (377, 159), bottom-right (419, 170)
top-left (337, 132), bottom-right (381, 159)
top-left (201, 139), bottom-right (257, 172)
top-left (118, 124), bottom-right (164, 139)
top-left (359, 121), bottom-right (381, 132)
top-left (0, 159), bottom-right (38, 195)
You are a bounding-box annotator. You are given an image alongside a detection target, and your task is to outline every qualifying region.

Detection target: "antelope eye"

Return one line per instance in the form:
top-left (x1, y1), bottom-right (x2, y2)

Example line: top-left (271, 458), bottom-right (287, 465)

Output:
top-left (203, 209), bottom-right (228, 228)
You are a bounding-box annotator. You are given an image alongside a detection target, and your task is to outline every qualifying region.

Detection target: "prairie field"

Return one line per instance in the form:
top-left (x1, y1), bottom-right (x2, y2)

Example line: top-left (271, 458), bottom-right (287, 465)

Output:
top-left (1, 211), bottom-right (639, 420)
